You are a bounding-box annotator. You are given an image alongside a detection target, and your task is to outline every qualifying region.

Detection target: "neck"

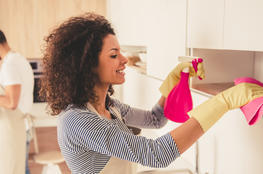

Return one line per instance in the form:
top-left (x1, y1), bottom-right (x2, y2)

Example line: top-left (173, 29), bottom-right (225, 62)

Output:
top-left (91, 84), bottom-right (109, 114)
top-left (0, 43), bottom-right (11, 59)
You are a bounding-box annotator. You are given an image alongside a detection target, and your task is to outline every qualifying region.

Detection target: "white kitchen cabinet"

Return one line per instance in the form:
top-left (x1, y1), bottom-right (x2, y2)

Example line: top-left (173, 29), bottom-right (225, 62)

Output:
top-left (224, 0), bottom-right (263, 51)
top-left (189, 0), bottom-right (263, 51)
top-left (195, 104), bottom-right (263, 174)
top-left (191, 91), bottom-right (216, 174)
top-left (146, 0), bottom-right (187, 80)
top-left (223, 0), bottom-right (250, 50)
top-left (107, 0), bottom-right (149, 46)
top-left (212, 109), bottom-right (263, 174)
top-left (188, 0), bottom-right (250, 51)
top-left (108, 0), bottom-right (187, 80)
top-left (188, 0), bottom-right (224, 49)
top-left (191, 83), bottom-right (263, 174)
top-left (248, 0), bottom-right (263, 51)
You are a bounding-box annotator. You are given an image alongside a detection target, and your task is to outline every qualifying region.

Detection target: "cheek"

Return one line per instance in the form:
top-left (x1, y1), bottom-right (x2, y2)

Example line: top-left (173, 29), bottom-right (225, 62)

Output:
top-left (98, 67), bottom-right (114, 81)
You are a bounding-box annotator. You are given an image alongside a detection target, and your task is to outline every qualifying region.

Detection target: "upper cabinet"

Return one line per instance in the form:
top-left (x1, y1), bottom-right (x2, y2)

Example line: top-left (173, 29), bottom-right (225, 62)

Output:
top-left (188, 0), bottom-right (224, 49)
top-left (223, 0), bottom-right (250, 50)
top-left (247, 0), bottom-right (263, 51)
top-left (107, 0), bottom-right (149, 46)
top-left (146, 0), bottom-right (187, 80)
top-left (108, 0), bottom-right (187, 80)
top-left (188, 0), bottom-right (263, 51)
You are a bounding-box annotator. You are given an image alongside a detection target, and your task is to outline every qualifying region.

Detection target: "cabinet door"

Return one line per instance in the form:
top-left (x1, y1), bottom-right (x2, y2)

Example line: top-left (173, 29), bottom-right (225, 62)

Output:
top-left (146, 0), bottom-right (187, 80)
top-left (248, 0), bottom-right (263, 51)
top-left (224, 0), bottom-right (263, 51)
top-left (188, 0), bottom-right (224, 49)
top-left (212, 109), bottom-right (263, 174)
top-left (191, 91), bottom-right (216, 174)
top-left (223, 0), bottom-right (250, 50)
top-left (107, 0), bottom-right (149, 46)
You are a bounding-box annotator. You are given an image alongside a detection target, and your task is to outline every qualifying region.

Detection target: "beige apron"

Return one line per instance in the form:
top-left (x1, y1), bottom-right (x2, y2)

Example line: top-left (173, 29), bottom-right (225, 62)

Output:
top-left (87, 103), bottom-right (137, 174)
top-left (0, 86), bottom-right (26, 174)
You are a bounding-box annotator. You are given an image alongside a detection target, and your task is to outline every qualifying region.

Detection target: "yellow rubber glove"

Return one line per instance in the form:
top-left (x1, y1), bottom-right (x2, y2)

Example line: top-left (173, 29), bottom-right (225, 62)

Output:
top-left (188, 83), bottom-right (263, 132)
top-left (159, 61), bottom-right (205, 97)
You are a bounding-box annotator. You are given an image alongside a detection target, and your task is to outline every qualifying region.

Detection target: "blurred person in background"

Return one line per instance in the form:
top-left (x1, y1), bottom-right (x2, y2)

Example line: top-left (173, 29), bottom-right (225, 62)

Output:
top-left (0, 30), bottom-right (34, 174)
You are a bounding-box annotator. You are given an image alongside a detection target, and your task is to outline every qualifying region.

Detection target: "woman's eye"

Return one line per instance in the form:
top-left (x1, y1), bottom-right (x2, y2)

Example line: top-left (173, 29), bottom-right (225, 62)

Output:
top-left (110, 55), bottom-right (117, 58)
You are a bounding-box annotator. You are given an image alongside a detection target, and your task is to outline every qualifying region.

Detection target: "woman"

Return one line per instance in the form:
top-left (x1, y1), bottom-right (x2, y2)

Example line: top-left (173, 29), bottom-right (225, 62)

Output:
top-left (40, 13), bottom-right (263, 174)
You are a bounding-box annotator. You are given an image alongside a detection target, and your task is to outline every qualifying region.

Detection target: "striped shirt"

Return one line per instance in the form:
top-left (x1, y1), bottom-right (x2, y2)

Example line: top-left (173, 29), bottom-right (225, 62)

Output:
top-left (57, 98), bottom-right (180, 174)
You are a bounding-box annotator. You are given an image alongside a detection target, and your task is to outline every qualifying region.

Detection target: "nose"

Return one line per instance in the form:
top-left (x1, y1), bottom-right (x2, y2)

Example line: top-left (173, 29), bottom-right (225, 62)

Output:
top-left (120, 53), bottom-right (128, 64)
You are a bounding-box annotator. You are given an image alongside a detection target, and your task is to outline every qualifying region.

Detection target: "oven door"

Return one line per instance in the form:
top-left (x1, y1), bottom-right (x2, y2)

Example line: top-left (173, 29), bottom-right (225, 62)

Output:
top-left (28, 58), bottom-right (45, 103)
top-left (33, 76), bottom-right (45, 103)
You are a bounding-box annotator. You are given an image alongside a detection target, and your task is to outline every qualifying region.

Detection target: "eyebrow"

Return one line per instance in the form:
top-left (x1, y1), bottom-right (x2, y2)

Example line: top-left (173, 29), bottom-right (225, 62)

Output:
top-left (108, 48), bottom-right (118, 52)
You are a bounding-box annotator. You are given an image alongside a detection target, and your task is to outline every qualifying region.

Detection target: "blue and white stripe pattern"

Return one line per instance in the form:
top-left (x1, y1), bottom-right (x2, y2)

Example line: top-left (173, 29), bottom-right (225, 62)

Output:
top-left (57, 98), bottom-right (180, 174)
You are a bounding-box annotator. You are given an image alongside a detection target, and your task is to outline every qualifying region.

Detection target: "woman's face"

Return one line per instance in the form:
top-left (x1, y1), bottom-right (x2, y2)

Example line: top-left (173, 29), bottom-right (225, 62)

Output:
top-left (94, 34), bottom-right (128, 86)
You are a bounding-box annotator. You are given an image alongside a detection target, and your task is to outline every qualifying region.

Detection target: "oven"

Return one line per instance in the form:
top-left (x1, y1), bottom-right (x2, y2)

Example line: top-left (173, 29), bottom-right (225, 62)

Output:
top-left (28, 58), bottom-right (45, 103)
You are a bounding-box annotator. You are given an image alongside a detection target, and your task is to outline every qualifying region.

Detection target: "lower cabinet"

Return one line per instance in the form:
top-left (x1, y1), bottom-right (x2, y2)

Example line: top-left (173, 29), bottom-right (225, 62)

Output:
top-left (192, 90), bottom-right (263, 174)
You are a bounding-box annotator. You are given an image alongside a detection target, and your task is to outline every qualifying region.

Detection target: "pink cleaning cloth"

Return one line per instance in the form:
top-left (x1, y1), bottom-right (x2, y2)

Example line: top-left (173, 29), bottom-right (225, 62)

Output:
top-left (164, 72), bottom-right (192, 123)
top-left (234, 77), bottom-right (263, 125)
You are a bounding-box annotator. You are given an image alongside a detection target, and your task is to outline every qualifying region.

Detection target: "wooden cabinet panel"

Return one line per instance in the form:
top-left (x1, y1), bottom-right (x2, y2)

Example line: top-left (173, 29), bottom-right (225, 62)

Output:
top-left (0, 0), bottom-right (106, 58)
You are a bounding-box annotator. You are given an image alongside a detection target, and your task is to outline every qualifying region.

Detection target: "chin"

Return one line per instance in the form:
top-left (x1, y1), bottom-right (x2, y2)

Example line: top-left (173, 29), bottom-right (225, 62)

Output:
top-left (114, 79), bottom-right (125, 85)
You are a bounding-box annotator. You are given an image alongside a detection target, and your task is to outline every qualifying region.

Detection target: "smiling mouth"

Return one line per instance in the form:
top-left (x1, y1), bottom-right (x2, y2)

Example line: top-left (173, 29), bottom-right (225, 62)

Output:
top-left (116, 69), bottom-right (125, 76)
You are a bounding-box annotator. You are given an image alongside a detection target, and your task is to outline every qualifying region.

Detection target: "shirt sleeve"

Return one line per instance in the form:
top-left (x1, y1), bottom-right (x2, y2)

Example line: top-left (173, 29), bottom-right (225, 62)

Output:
top-left (112, 98), bottom-right (168, 129)
top-left (1, 60), bottom-right (22, 86)
top-left (62, 110), bottom-right (180, 168)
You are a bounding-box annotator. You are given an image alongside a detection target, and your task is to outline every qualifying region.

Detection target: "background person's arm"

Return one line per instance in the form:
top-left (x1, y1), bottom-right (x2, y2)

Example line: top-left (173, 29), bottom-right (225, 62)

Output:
top-left (0, 84), bottom-right (21, 109)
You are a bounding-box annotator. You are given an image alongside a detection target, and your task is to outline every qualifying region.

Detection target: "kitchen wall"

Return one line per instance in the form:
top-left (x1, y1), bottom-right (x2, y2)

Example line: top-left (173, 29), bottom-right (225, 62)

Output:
top-left (0, 0), bottom-right (106, 58)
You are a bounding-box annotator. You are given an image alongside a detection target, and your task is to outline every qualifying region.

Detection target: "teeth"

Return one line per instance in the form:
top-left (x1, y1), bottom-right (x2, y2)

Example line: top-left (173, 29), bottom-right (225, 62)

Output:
top-left (117, 70), bottom-right (123, 73)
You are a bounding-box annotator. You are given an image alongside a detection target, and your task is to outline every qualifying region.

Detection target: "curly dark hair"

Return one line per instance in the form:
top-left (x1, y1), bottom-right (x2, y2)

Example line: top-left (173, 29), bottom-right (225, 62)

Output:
top-left (0, 30), bottom-right (7, 44)
top-left (40, 13), bottom-right (115, 115)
